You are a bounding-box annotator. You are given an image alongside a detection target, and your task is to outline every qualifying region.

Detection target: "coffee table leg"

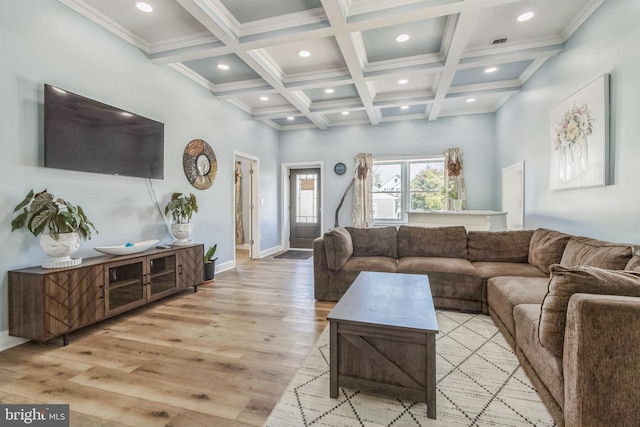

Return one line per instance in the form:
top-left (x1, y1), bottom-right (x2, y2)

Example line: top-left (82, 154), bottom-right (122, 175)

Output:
top-left (330, 321), bottom-right (338, 398)
top-left (426, 333), bottom-right (436, 419)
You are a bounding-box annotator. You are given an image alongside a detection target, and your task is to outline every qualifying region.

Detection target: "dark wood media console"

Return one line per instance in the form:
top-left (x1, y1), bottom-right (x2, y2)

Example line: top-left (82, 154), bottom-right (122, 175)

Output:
top-left (8, 244), bottom-right (204, 345)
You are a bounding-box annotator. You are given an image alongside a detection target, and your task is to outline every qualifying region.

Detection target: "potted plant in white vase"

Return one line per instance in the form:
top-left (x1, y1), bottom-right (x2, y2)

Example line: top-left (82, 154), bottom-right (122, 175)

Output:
top-left (441, 182), bottom-right (462, 212)
top-left (204, 244), bottom-right (218, 281)
top-left (164, 192), bottom-right (198, 246)
top-left (11, 189), bottom-right (98, 268)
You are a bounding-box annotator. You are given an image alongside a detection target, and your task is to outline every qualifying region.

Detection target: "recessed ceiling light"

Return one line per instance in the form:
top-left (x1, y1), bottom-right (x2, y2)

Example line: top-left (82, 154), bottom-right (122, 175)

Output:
top-left (260, 96), bottom-right (269, 101)
top-left (395, 34), bottom-right (410, 43)
top-left (398, 79), bottom-right (409, 85)
top-left (298, 50), bottom-right (311, 58)
top-left (341, 111), bottom-right (350, 115)
top-left (287, 116), bottom-right (295, 121)
top-left (485, 66), bottom-right (498, 73)
top-left (135, 2), bottom-right (153, 13)
top-left (400, 105), bottom-right (409, 110)
top-left (217, 63), bottom-right (229, 71)
top-left (517, 11), bottom-right (534, 22)
top-left (466, 98), bottom-right (476, 103)
top-left (324, 88), bottom-right (335, 94)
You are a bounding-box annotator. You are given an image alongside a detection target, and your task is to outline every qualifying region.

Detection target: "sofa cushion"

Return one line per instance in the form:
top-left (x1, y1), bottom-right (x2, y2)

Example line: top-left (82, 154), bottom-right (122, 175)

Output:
top-left (626, 253), bottom-right (640, 271)
top-left (560, 237), bottom-right (633, 270)
top-left (514, 304), bottom-right (564, 408)
top-left (528, 228), bottom-right (573, 274)
top-left (467, 230), bottom-right (534, 262)
top-left (473, 262), bottom-right (547, 282)
top-left (539, 264), bottom-right (640, 357)
top-left (397, 257), bottom-right (482, 303)
top-left (346, 226), bottom-right (398, 258)
top-left (341, 256), bottom-right (397, 274)
top-left (486, 276), bottom-right (550, 338)
top-left (323, 227), bottom-right (353, 271)
top-left (397, 225), bottom-right (467, 258)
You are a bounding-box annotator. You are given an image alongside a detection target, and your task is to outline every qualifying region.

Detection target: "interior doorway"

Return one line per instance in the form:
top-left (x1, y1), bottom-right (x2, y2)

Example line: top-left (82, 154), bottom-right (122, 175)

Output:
top-left (234, 152), bottom-right (260, 264)
top-left (282, 163), bottom-right (324, 250)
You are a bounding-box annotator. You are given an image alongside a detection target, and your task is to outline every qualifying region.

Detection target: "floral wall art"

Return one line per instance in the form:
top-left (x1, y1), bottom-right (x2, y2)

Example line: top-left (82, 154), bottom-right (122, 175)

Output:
top-left (549, 74), bottom-right (610, 190)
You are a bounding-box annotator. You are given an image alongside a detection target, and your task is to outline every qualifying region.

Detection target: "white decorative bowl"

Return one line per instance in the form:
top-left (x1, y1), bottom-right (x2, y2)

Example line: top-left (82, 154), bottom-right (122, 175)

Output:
top-left (94, 239), bottom-right (159, 256)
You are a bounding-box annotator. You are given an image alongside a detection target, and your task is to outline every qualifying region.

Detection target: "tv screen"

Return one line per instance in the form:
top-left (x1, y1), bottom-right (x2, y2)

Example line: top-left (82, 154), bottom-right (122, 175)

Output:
top-left (44, 84), bottom-right (164, 179)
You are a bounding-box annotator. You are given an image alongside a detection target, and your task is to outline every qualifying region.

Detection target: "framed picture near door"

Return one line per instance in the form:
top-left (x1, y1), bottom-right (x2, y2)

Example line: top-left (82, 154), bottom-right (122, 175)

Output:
top-left (549, 74), bottom-right (609, 191)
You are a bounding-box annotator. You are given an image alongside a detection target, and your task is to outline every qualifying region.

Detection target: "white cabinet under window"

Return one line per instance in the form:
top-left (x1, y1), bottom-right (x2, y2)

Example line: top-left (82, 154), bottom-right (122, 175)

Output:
top-left (407, 210), bottom-right (508, 231)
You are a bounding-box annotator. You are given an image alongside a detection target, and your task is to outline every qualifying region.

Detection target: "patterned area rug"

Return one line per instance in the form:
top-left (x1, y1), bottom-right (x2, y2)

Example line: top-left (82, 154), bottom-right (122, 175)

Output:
top-left (264, 311), bottom-right (556, 426)
top-left (274, 251), bottom-right (313, 259)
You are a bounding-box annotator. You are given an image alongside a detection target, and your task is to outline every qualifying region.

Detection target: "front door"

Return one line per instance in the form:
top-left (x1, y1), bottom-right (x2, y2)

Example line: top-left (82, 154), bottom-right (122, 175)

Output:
top-left (289, 168), bottom-right (321, 249)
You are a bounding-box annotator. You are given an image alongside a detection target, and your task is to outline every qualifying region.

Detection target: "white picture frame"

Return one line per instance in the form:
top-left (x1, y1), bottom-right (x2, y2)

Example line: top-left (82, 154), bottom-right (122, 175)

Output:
top-left (549, 74), bottom-right (609, 191)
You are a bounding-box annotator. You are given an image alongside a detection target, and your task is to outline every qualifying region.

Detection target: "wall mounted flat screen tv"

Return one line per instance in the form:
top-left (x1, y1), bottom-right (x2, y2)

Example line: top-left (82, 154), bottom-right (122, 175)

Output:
top-left (44, 84), bottom-right (164, 179)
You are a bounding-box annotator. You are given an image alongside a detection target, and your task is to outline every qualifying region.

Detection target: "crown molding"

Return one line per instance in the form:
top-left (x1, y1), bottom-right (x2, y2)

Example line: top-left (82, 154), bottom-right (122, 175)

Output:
top-left (148, 32), bottom-right (218, 54)
top-left (240, 8), bottom-right (327, 37)
top-left (562, 0), bottom-right (605, 42)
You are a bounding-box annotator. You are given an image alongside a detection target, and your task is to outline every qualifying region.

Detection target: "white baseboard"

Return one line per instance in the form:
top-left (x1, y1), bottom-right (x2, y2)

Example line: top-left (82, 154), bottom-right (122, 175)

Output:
top-left (216, 259), bottom-right (235, 274)
top-left (0, 330), bottom-right (29, 352)
top-left (259, 245), bottom-right (283, 259)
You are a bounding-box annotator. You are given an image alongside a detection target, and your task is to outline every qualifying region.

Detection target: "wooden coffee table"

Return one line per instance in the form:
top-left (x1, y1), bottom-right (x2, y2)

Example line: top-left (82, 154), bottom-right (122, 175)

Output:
top-left (327, 271), bottom-right (439, 419)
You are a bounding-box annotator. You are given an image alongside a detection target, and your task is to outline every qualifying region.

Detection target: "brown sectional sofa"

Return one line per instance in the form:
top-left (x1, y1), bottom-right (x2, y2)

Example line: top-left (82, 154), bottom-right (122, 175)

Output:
top-left (313, 225), bottom-right (640, 426)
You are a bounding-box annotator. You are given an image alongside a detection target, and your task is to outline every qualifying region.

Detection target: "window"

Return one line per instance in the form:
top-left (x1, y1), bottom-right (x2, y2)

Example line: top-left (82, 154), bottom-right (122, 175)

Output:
top-left (372, 157), bottom-right (445, 222)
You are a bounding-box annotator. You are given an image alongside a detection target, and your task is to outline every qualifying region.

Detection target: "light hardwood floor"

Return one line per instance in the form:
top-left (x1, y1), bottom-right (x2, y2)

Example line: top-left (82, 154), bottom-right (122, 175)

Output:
top-left (0, 253), bottom-right (334, 426)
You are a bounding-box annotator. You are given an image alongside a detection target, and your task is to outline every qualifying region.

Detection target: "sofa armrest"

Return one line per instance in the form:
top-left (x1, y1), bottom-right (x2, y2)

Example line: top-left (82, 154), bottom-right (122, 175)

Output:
top-left (563, 293), bottom-right (640, 427)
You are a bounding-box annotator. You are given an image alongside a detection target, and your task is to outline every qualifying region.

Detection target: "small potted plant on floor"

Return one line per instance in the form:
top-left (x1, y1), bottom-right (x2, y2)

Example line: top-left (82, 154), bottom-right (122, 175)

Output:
top-left (11, 189), bottom-right (98, 268)
top-left (164, 192), bottom-right (198, 245)
top-left (204, 244), bottom-right (218, 280)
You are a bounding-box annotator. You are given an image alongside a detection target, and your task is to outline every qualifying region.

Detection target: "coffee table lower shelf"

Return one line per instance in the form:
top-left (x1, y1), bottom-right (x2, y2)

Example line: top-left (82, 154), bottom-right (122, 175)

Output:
top-left (329, 321), bottom-right (437, 419)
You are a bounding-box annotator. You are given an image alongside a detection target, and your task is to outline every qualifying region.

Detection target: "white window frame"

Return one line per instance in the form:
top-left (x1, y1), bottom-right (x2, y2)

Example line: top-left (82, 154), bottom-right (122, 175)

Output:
top-left (372, 155), bottom-right (445, 225)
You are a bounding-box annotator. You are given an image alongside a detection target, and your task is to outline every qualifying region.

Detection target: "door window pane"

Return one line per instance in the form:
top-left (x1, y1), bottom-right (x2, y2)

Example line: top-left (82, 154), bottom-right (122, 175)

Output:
top-left (296, 174), bottom-right (317, 223)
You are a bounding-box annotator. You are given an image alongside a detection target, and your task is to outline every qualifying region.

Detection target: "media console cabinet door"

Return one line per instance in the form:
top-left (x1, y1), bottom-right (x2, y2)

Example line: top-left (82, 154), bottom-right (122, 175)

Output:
top-left (177, 245), bottom-right (204, 289)
top-left (9, 265), bottom-right (105, 341)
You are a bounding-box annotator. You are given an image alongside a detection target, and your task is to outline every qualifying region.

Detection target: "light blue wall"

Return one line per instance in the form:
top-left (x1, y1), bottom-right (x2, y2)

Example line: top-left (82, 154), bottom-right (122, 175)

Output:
top-left (495, 0), bottom-right (640, 243)
top-left (0, 0), bottom-right (279, 333)
top-left (280, 115), bottom-right (497, 231)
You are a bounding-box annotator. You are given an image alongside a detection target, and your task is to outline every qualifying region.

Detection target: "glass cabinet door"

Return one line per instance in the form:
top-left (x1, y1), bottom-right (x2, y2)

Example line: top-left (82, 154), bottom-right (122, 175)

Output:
top-left (106, 260), bottom-right (145, 314)
top-left (148, 254), bottom-right (178, 300)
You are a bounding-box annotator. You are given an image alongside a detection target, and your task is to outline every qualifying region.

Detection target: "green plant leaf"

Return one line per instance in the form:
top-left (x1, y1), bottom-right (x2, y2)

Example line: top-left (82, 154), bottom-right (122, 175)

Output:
top-left (13, 189), bottom-right (35, 213)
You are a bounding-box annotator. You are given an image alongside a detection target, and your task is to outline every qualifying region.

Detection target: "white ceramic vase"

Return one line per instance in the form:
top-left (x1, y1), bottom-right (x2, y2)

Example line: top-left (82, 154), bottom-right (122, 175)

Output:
top-left (40, 232), bottom-right (81, 268)
top-left (171, 223), bottom-right (193, 245)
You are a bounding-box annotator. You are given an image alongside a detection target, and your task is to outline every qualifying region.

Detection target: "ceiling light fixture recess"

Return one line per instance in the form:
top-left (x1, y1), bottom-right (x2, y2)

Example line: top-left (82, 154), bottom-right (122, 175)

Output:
top-left (298, 50), bottom-right (311, 58)
top-left (324, 88), bottom-right (335, 94)
top-left (517, 11), bottom-right (534, 22)
top-left (287, 116), bottom-right (295, 121)
top-left (260, 96), bottom-right (269, 101)
top-left (466, 98), bottom-right (476, 103)
top-left (217, 64), bottom-right (229, 71)
top-left (485, 67), bottom-right (498, 73)
top-left (398, 79), bottom-right (409, 85)
top-left (135, 1), bottom-right (153, 13)
top-left (395, 34), bottom-right (410, 43)
top-left (400, 105), bottom-right (409, 110)
top-left (341, 111), bottom-right (350, 115)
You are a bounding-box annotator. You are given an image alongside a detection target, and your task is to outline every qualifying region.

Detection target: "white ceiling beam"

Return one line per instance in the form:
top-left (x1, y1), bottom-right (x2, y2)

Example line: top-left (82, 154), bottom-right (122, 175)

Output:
top-left (321, 0), bottom-right (379, 125)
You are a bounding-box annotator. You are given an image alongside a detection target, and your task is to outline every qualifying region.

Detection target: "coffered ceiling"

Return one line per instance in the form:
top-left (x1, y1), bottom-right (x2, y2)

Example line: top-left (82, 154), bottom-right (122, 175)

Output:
top-left (60, 0), bottom-right (603, 130)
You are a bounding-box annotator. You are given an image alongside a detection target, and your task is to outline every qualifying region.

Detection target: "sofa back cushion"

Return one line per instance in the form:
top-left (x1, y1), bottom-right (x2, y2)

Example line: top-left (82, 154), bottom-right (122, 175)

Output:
top-left (625, 252), bottom-right (640, 272)
top-left (539, 264), bottom-right (640, 357)
top-left (560, 236), bottom-right (633, 270)
top-left (467, 230), bottom-right (534, 262)
top-left (323, 227), bottom-right (353, 271)
top-left (397, 225), bottom-right (467, 258)
top-left (528, 228), bottom-right (573, 274)
top-left (346, 226), bottom-right (398, 258)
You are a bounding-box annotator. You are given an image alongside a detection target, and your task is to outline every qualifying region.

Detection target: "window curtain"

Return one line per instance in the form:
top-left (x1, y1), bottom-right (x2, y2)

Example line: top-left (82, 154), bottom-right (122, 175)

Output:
top-left (444, 148), bottom-right (467, 210)
top-left (352, 153), bottom-right (373, 228)
top-left (235, 161), bottom-right (244, 244)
